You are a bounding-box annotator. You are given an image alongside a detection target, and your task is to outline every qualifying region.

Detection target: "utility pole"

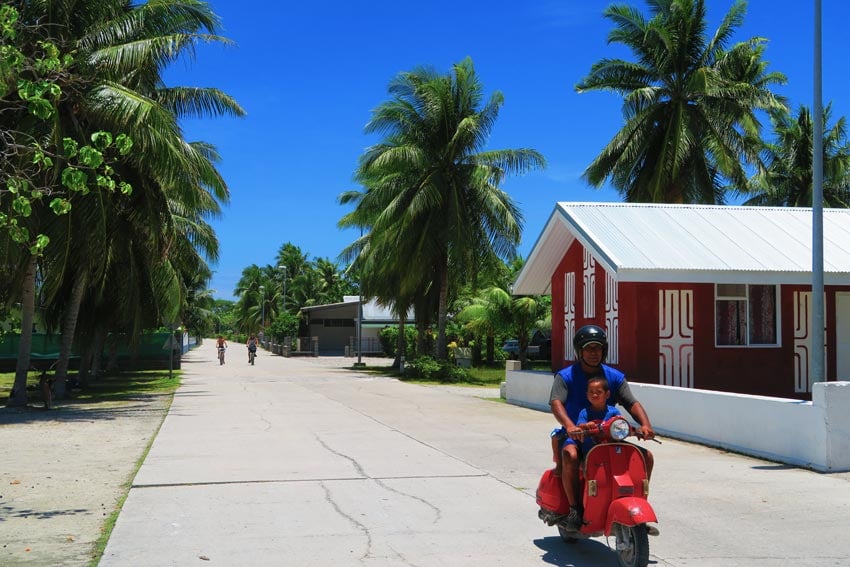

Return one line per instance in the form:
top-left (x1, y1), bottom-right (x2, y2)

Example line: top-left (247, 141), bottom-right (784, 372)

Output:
top-left (811, 0), bottom-right (825, 386)
top-left (259, 285), bottom-right (265, 335)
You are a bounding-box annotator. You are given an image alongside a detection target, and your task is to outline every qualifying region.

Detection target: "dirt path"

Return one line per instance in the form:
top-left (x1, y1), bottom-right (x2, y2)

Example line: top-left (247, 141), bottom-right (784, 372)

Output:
top-left (0, 393), bottom-right (171, 566)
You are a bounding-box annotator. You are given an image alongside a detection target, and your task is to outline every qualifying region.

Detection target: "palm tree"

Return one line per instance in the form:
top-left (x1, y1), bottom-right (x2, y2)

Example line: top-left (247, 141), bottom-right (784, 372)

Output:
top-left (511, 295), bottom-right (550, 370)
top-left (577, 0), bottom-right (786, 203)
top-left (743, 104), bottom-right (850, 207)
top-left (338, 219), bottom-right (419, 367)
top-left (276, 242), bottom-right (310, 313)
top-left (234, 265), bottom-right (265, 333)
top-left (4, 1), bottom-right (243, 405)
top-left (349, 57), bottom-right (545, 359)
top-left (457, 287), bottom-right (513, 364)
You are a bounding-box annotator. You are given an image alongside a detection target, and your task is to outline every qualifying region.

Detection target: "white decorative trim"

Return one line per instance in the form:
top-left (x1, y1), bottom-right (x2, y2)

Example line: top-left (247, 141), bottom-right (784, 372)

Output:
top-left (794, 292), bottom-right (811, 393)
top-left (564, 272), bottom-right (576, 361)
top-left (605, 272), bottom-right (619, 364)
top-left (793, 291), bottom-right (827, 393)
top-left (659, 289), bottom-right (694, 388)
top-left (584, 249), bottom-right (596, 318)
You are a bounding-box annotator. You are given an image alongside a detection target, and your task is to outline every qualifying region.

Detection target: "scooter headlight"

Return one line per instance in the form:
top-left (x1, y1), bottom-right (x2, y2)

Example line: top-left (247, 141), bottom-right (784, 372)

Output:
top-left (608, 417), bottom-right (631, 440)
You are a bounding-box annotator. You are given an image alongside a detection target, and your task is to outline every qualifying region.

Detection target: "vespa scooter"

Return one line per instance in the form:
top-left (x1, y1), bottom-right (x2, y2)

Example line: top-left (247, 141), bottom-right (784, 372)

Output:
top-left (536, 416), bottom-right (660, 567)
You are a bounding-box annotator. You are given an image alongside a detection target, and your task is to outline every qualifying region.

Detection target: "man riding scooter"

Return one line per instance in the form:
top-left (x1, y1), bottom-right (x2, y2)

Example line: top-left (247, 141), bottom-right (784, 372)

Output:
top-left (550, 325), bottom-right (656, 530)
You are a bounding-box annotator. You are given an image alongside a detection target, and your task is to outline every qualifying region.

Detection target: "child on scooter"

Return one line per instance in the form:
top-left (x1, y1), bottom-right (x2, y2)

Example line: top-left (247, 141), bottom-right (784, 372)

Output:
top-left (550, 376), bottom-right (621, 467)
top-left (575, 376), bottom-right (621, 454)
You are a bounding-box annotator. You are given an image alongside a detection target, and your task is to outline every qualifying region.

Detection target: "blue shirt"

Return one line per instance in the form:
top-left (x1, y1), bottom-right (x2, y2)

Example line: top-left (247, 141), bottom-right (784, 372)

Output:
top-left (576, 404), bottom-right (621, 453)
top-left (551, 363), bottom-right (628, 423)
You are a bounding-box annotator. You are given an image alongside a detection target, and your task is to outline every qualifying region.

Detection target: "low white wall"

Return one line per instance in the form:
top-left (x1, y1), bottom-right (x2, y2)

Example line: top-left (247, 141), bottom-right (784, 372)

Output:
top-left (505, 368), bottom-right (850, 472)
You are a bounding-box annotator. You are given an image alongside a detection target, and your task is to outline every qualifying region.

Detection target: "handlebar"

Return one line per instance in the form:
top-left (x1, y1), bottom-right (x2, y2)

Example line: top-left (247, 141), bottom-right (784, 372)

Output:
top-left (571, 419), bottom-right (662, 444)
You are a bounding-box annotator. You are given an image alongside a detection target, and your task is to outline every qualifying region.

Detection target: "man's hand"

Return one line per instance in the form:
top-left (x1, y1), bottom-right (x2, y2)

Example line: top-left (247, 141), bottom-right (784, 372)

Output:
top-left (568, 427), bottom-right (585, 441)
top-left (637, 424), bottom-right (655, 440)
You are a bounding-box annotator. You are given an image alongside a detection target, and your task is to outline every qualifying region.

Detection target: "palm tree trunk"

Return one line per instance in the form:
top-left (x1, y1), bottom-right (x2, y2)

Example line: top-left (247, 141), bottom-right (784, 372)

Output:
top-left (519, 334), bottom-right (529, 370)
top-left (106, 337), bottom-right (119, 372)
top-left (394, 312), bottom-right (406, 369)
top-left (53, 271), bottom-right (87, 399)
top-left (7, 255), bottom-right (37, 407)
top-left (78, 345), bottom-right (90, 386)
top-left (415, 318), bottom-right (426, 357)
top-left (436, 256), bottom-right (449, 360)
top-left (90, 327), bottom-right (107, 379)
top-left (486, 332), bottom-right (495, 365)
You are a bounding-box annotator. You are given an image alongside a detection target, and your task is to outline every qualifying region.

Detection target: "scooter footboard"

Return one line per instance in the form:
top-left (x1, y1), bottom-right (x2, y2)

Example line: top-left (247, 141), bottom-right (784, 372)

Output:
top-left (605, 497), bottom-right (658, 531)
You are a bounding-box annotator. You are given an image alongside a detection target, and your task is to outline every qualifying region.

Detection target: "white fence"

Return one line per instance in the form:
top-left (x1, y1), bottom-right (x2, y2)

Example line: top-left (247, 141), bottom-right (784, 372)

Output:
top-left (504, 365), bottom-right (850, 472)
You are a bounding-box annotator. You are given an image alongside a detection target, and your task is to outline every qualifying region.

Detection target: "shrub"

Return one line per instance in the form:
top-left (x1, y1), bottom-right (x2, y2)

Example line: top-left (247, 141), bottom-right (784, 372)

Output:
top-left (379, 325), bottom-right (418, 358)
top-left (405, 355), bottom-right (471, 383)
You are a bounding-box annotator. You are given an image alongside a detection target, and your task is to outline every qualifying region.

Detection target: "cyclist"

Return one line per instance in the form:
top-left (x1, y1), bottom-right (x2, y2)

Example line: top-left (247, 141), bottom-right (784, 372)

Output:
top-left (246, 334), bottom-right (258, 363)
top-left (216, 336), bottom-right (227, 365)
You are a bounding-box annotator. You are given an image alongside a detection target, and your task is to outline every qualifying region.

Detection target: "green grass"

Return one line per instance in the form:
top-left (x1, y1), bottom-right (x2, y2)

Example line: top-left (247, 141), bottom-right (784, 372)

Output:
top-left (351, 358), bottom-right (555, 387)
top-left (352, 363), bottom-right (507, 386)
top-left (0, 369), bottom-right (181, 405)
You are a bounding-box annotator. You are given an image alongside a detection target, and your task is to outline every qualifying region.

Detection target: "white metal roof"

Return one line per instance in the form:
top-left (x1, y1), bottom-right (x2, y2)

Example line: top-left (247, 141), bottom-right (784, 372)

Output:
top-left (301, 296), bottom-right (411, 322)
top-left (513, 202), bottom-right (850, 294)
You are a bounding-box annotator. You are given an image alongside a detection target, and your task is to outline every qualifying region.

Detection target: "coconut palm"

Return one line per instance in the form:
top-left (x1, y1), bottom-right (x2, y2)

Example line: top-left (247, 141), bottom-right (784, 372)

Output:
top-left (577, 0), bottom-right (786, 203)
top-left (350, 57), bottom-right (545, 359)
top-left (338, 215), bottom-right (421, 366)
top-left (234, 265), bottom-right (266, 333)
top-left (456, 287), bottom-right (513, 365)
top-left (743, 104), bottom-right (850, 207)
top-left (4, 0), bottom-right (243, 405)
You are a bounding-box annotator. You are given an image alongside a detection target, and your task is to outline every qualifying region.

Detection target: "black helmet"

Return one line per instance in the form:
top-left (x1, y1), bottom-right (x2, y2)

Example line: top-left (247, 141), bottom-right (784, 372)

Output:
top-left (573, 324), bottom-right (608, 363)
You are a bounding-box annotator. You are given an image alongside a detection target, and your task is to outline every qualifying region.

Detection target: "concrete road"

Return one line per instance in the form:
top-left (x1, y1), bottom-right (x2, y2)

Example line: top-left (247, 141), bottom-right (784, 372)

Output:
top-left (100, 342), bottom-right (850, 566)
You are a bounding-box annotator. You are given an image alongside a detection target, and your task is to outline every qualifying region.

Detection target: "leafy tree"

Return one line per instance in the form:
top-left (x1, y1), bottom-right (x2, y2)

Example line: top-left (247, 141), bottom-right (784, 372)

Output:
top-left (743, 104), bottom-right (850, 207)
top-left (345, 57), bottom-right (545, 360)
top-left (456, 287), bottom-right (513, 364)
top-left (511, 295), bottom-right (550, 369)
top-left (3, 1), bottom-right (243, 405)
top-left (577, 0), bottom-right (785, 203)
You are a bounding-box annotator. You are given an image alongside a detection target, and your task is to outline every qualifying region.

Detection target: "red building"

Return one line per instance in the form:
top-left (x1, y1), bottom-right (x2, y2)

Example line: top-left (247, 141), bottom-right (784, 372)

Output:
top-left (514, 203), bottom-right (850, 400)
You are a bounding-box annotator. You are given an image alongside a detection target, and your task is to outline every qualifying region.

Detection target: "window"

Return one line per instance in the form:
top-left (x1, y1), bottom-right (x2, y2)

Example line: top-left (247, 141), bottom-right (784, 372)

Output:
top-left (715, 284), bottom-right (778, 346)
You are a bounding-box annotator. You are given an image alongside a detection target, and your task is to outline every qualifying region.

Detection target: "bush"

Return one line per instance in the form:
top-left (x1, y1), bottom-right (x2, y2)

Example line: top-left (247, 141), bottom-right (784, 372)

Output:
top-left (405, 355), bottom-right (471, 383)
top-left (378, 325), bottom-right (418, 358)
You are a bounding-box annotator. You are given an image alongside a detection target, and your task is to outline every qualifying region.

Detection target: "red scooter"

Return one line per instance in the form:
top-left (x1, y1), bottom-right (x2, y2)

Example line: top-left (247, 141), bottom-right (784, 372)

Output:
top-left (536, 416), bottom-right (660, 567)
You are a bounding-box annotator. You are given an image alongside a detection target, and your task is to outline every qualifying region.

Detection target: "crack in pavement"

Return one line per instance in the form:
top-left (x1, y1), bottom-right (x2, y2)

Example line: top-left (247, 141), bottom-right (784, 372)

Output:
top-left (320, 481), bottom-right (374, 562)
top-left (313, 433), bottom-right (444, 524)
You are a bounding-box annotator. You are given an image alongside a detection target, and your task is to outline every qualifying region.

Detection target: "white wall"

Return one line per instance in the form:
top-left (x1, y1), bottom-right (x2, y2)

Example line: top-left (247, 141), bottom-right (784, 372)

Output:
top-left (505, 368), bottom-right (850, 472)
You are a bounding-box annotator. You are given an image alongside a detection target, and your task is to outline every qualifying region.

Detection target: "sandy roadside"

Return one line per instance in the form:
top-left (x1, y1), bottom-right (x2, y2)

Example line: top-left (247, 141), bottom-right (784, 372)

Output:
top-left (0, 392), bottom-right (171, 567)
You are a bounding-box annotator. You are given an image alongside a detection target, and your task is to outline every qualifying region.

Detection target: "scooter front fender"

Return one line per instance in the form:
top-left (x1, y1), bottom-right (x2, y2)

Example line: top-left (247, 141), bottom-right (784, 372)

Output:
top-left (604, 497), bottom-right (657, 534)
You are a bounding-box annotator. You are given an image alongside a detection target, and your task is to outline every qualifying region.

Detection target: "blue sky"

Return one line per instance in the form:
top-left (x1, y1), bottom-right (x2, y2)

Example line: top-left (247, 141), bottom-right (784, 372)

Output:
top-left (165, 1), bottom-right (850, 300)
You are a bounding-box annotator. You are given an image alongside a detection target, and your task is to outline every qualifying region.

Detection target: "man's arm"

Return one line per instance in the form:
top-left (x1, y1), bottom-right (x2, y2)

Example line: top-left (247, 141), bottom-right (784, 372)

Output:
top-left (627, 401), bottom-right (655, 440)
top-left (551, 398), bottom-right (585, 440)
top-left (615, 380), bottom-right (655, 439)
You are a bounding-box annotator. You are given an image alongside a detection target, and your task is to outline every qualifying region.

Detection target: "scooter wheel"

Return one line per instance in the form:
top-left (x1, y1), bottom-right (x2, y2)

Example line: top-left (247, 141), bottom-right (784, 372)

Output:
top-left (614, 523), bottom-right (649, 567)
top-left (557, 525), bottom-right (579, 544)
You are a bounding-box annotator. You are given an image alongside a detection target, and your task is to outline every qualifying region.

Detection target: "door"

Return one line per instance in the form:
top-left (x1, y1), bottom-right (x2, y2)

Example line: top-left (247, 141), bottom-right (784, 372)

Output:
top-left (836, 293), bottom-right (850, 380)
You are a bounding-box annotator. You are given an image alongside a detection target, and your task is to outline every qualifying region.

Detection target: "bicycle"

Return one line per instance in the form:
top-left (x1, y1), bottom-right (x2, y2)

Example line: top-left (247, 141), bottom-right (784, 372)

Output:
top-left (218, 346), bottom-right (226, 365)
top-left (248, 346), bottom-right (256, 365)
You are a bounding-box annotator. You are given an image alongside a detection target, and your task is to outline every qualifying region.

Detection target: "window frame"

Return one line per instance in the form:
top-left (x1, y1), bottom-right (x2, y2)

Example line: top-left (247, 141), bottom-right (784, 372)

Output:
top-left (714, 283), bottom-right (781, 348)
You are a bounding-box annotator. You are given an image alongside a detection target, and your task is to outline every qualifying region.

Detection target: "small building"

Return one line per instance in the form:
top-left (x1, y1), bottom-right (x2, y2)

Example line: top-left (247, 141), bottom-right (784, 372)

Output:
top-left (300, 296), bottom-right (405, 356)
top-left (513, 202), bottom-right (850, 400)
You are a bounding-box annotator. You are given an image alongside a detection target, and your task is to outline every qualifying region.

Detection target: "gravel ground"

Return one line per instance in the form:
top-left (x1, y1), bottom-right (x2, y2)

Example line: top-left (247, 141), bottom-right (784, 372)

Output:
top-left (0, 393), bottom-right (171, 566)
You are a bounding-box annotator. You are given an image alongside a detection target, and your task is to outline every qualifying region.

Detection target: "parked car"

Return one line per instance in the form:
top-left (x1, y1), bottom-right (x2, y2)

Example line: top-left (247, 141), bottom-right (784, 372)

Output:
top-left (502, 339), bottom-right (540, 359)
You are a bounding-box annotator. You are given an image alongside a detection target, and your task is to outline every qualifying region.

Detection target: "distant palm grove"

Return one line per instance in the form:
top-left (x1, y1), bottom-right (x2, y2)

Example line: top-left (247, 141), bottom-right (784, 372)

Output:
top-left (4, 0), bottom-right (850, 406)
